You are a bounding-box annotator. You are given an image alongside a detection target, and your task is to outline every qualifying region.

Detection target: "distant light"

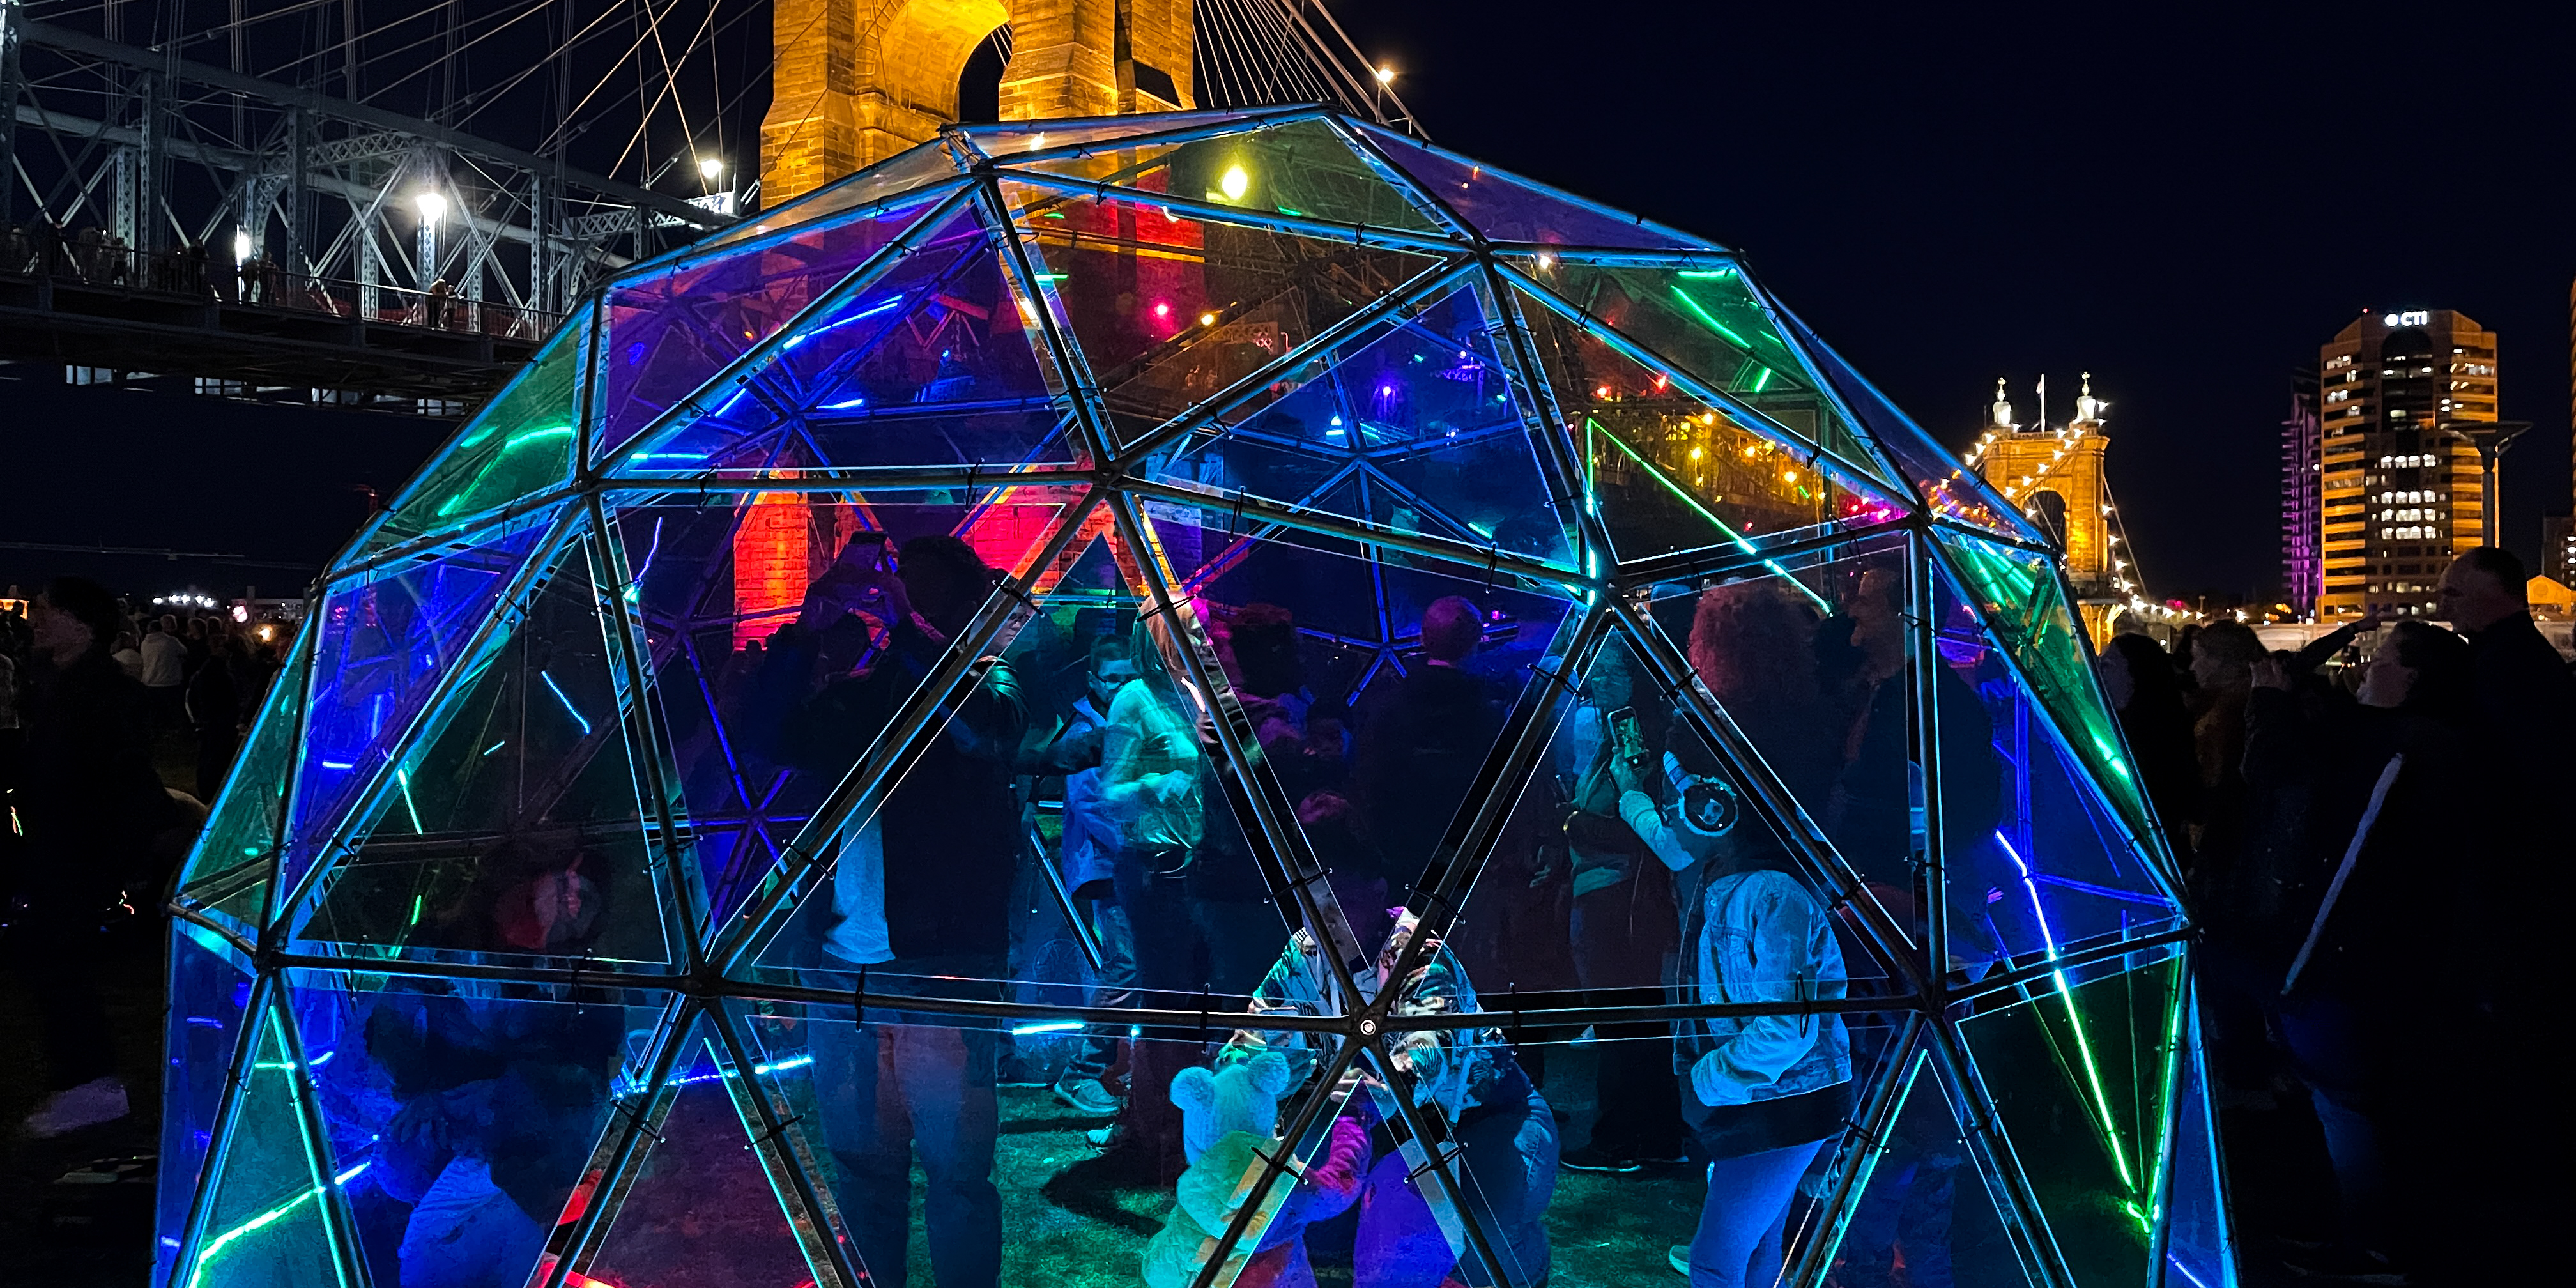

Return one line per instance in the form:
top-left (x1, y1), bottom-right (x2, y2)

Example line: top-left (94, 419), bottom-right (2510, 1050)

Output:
top-left (232, 229), bottom-right (252, 264)
top-left (1374, 65), bottom-right (1396, 85)
top-left (231, 604), bottom-right (249, 623)
top-left (1198, 312), bottom-right (1217, 326)
top-left (413, 190), bottom-right (447, 225)
top-left (698, 157), bottom-right (725, 181)
top-left (1153, 302), bottom-right (1170, 319)
top-left (1219, 165), bottom-right (1250, 201)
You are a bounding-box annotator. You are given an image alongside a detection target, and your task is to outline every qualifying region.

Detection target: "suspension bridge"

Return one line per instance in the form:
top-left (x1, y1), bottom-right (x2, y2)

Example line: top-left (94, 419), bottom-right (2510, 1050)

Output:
top-left (0, 0), bottom-right (1406, 408)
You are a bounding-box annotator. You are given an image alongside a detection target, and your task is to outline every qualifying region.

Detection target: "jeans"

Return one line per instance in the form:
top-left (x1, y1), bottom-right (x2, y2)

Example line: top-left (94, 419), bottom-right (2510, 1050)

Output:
top-left (1570, 878), bottom-right (1682, 1158)
top-left (809, 953), bottom-right (1004, 1288)
top-left (1062, 883), bottom-right (1138, 1082)
top-left (1689, 1139), bottom-right (1825, 1288)
top-left (1353, 1082), bottom-right (1561, 1288)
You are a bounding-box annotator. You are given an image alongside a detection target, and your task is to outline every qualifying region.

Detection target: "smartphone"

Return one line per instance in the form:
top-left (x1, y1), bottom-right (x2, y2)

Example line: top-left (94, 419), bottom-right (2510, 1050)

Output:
top-left (1607, 705), bottom-right (1642, 764)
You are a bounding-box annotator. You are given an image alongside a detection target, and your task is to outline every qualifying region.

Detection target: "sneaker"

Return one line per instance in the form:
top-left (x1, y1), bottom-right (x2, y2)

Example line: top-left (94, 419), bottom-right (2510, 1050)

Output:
top-left (1053, 1077), bottom-right (1123, 1117)
top-left (1085, 1124), bottom-right (1119, 1149)
top-left (1667, 1245), bottom-right (1692, 1276)
top-left (1559, 1143), bottom-right (1642, 1174)
top-left (23, 1077), bottom-right (130, 1138)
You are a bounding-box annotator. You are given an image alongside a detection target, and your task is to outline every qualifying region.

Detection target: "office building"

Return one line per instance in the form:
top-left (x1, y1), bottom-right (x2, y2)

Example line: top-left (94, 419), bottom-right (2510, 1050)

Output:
top-left (2317, 309), bottom-right (2495, 621)
top-left (2281, 366), bottom-right (2322, 617)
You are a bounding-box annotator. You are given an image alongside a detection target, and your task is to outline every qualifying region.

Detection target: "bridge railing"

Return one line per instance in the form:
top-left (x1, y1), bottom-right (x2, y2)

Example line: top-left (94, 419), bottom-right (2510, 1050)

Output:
top-left (1, 224), bottom-right (565, 341)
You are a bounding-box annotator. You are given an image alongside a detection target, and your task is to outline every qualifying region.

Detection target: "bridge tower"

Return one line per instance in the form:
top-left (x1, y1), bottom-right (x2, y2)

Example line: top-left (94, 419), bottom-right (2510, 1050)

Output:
top-left (1973, 374), bottom-right (2132, 641)
top-left (762, 0), bottom-right (1195, 204)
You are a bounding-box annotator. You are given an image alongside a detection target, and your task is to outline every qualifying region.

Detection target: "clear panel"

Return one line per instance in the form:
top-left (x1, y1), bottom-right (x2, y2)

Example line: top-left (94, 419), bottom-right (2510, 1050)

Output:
top-left (684, 141), bottom-right (966, 256)
top-left (2156, 995), bottom-right (2235, 1288)
top-left (183, 1004), bottom-right (341, 1288)
top-left (293, 531), bottom-right (674, 967)
top-left (579, 1016), bottom-right (824, 1288)
top-left (1933, 529), bottom-right (2165, 892)
top-left (1632, 536), bottom-right (1916, 947)
top-left (282, 971), bottom-right (660, 1288)
top-left (1777, 308), bottom-right (2046, 546)
top-left (1515, 259), bottom-right (1892, 490)
top-left (962, 111), bottom-right (1269, 160)
top-left (363, 318), bottom-right (588, 551)
top-left (157, 924), bottom-right (257, 1288)
top-left (1963, 955), bottom-right (2188, 1288)
top-left (1353, 124), bottom-right (1705, 252)
top-left (176, 623), bottom-right (312, 931)
top-left (1514, 287), bottom-right (1905, 563)
top-left (729, 1001), bottom-right (1358, 1288)
top-left (287, 512), bottom-right (560, 901)
top-left (1144, 284), bottom-right (1576, 569)
top-left (1002, 182), bottom-right (1441, 443)
top-left (612, 489), bottom-right (1078, 936)
top-left (1831, 1048), bottom-right (2033, 1287)
top-left (1010, 116), bottom-right (1446, 234)
top-left (612, 204), bottom-right (1082, 477)
top-left (599, 192), bottom-right (953, 465)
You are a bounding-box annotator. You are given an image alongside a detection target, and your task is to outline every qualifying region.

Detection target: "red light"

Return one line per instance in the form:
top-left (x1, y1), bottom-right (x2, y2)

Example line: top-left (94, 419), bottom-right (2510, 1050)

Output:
top-left (1153, 302), bottom-right (1170, 318)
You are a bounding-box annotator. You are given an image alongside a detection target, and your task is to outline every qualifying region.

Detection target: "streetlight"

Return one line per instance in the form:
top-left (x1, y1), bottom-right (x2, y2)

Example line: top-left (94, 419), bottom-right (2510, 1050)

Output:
top-left (413, 190), bottom-right (447, 225)
top-left (1374, 65), bottom-right (1395, 85)
top-left (413, 190), bottom-right (448, 318)
top-left (2441, 419), bottom-right (2533, 549)
top-left (698, 157), bottom-right (725, 182)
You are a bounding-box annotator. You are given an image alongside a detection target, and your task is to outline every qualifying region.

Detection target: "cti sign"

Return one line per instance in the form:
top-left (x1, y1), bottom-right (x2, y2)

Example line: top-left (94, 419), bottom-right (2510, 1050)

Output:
top-left (2381, 310), bottom-right (2432, 327)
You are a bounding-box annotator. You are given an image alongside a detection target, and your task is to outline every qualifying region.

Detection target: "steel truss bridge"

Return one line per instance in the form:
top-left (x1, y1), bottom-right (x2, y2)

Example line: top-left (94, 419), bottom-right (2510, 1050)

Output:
top-left (0, 0), bottom-right (1398, 407)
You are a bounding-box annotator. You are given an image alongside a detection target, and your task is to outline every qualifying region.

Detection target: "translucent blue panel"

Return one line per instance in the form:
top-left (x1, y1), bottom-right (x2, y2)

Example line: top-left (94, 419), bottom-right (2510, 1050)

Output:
top-left (581, 1016), bottom-right (824, 1288)
top-left (177, 620), bottom-right (312, 932)
top-left (288, 513), bottom-right (559, 901)
top-left (1354, 123), bottom-right (1706, 251)
top-left (157, 924), bottom-right (257, 1288)
top-left (1143, 285), bottom-right (1575, 569)
top-left (2158, 997), bottom-right (2236, 1288)
top-left (1777, 308), bottom-right (2048, 546)
top-left (294, 532), bottom-right (675, 967)
top-left (181, 1003), bottom-right (341, 1288)
top-left (599, 192), bottom-right (953, 465)
top-left (282, 971), bottom-right (660, 1288)
top-left (1963, 956), bottom-right (2188, 1288)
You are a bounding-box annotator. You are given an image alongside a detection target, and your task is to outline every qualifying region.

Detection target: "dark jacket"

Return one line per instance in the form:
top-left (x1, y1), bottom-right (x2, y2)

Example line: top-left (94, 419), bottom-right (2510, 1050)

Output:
top-left (1351, 663), bottom-right (1501, 876)
top-left (17, 647), bottom-right (169, 900)
top-left (756, 618), bottom-right (1027, 960)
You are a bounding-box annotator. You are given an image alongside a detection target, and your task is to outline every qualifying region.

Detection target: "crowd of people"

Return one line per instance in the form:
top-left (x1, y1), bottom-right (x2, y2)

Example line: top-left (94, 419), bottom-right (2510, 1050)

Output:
top-left (2096, 548), bottom-right (2574, 1285)
top-left (0, 579), bottom-right (291, 1139)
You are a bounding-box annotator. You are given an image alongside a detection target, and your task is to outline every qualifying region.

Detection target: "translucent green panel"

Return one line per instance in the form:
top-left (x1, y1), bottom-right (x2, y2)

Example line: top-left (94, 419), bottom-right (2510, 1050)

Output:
top-left (581, 1018), bottom-right (824, 1288)
top-left (1515, 259), bottom-right (1894, 491)
top-left (1140, 285), bottom-right (1575, 569)
top-left (177, 622), bottom-right (312, 928)
top-left (1008, 117), bottom-right (1446, 234)
top-left (1002, 182), bottom-right (1441, 443)
top-left (683, 141), bottom-right (965, 256)
top-left (1513, 288), bottom-right (1906, 563)
top-left (295, 530), bottom-right (675, 967)
top-left (1963, 956), bottom-right (2188, 1287)
top-left (362, 317), bottom-right (588, 552)
top-left (183, 1006), bottom-right (342, 1288)
top-left (1837, 1048), bottom-right (2037, 1287)
top-left (1932, 529), bottom-right (2161, 866)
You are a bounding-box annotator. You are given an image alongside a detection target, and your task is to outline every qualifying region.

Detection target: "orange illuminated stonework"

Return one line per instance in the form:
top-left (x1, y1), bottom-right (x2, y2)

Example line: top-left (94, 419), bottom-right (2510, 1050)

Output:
top-left (733, 491), bottom-right (813, 647)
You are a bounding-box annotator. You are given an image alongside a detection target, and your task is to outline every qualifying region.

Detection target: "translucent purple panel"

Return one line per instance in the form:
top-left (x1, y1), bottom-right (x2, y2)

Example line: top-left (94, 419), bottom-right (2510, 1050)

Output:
top-left (282, 972), bottom-right (659, 1288)
top-left (362, 316), bottom-right (588, 551)
top-left (582, 1018), bottom-right (824, 1288)
top-left (1836, 1049), bottom-right (2035, 1287)
top-left (157, 924), bottom-right (256, 1288)
top-left (293, 533), bottom-right (675, 967)
top-left (1515, 288), bottom-right (1908, 564)
top-left (1353, 123), bottom-right (1705, 251)
top-left (1009, 116), bottom-right (1445, 234)
top-left (1782, 309), bottom-right (2047, 547)
top-left (1001, 182), bottom-right (1441, 443)
top-left (1962, 954), bottom-right (2188, 1287)
top-left (616, 206), bottom-right (1080, 477)
top-left (181, 1002), bottom-right (341, 1288)
top-left (288, 513), bottom-right (557, 901)
top-left (608, 489), bottom-right (1077, 937)
top-left (599, 193), bottom-right (950, 465)
top-left (1142, 284), bottom-right (1575, 569)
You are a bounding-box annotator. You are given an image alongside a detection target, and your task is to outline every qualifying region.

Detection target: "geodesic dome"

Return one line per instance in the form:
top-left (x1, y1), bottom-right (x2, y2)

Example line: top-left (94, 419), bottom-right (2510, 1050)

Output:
top-left (160, 107), bottom-right (2229, 1288)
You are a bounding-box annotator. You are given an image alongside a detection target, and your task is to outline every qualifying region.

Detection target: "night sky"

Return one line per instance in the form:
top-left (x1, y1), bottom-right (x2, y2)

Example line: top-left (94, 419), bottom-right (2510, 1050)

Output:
top-left (9, 3), bottom-right (2569, 603)
top-left (1339, 2), bottom-right (2575, 601)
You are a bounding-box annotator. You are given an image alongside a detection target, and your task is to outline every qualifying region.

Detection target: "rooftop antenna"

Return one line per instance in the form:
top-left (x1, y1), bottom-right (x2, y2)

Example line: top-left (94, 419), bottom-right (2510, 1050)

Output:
top-left (2036, 373), bottom-right (2049, 434)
